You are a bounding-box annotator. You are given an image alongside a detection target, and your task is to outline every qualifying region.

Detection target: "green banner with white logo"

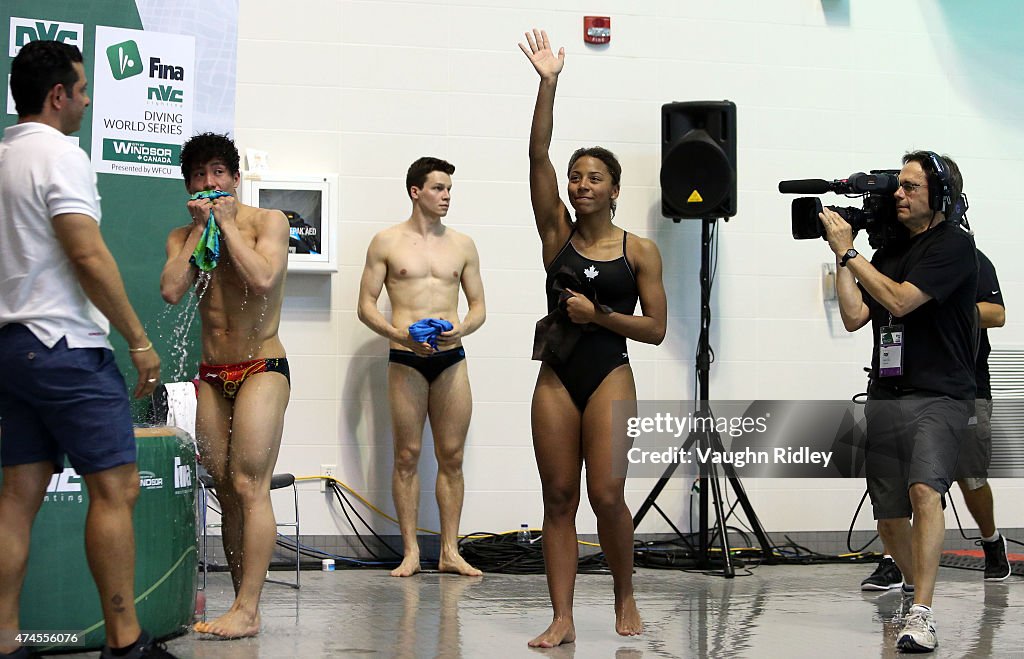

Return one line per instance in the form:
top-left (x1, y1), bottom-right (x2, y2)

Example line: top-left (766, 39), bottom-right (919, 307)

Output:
top-left (102, 138), bottom-right (181, 166)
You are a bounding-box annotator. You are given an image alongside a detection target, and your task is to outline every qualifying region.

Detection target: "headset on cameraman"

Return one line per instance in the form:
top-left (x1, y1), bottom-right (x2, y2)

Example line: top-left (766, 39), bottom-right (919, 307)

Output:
top-left (914, 150), bottom-right (971, 232)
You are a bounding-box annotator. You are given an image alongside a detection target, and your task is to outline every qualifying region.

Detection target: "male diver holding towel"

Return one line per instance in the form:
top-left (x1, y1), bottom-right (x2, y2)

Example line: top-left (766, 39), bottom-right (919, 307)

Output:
top-left (160, 133), bottom-right (290, 638)
top-left (357, 157), bottom-right (486, 577)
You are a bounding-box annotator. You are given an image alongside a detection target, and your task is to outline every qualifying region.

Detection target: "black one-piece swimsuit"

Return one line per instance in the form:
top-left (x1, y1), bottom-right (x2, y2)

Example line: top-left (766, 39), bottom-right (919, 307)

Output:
top-left (543, 227), bottom-right (640, 411)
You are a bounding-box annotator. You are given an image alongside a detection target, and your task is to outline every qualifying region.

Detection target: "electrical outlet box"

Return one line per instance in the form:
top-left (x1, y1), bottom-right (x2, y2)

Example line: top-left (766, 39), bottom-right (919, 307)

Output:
top-left (320, 464), bottom-right (336, 493)
top-left (822, 262), bottom-right (837, 301)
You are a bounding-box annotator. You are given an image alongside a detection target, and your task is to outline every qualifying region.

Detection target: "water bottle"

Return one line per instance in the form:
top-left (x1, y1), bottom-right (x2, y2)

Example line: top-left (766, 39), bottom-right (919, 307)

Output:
top-left (193, 590), bottom-right (206, 622)
top-left (517, 523), bottom-right (530, 545)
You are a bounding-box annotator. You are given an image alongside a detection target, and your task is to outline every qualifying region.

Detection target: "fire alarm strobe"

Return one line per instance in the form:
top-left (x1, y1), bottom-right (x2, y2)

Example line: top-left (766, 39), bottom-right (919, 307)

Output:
top-left (584, 16), bottom-right (610, 44)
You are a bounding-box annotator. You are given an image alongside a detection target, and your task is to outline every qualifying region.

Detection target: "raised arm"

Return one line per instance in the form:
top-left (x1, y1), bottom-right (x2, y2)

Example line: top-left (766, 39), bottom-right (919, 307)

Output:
top-left (161, 196), bottom-right (217, 303)
top-left (215, 200), bottom-right (289, 295)
top-left (160, 223), bottom-right (202, 304)
top-left (845, 258), bottom-right (931, 318)
top-left (821, 206), bottom-right (925, 325)
top-left (834, 256), bottom-right (870, 332)
top-left (519, 28), bottom-right (572, 261)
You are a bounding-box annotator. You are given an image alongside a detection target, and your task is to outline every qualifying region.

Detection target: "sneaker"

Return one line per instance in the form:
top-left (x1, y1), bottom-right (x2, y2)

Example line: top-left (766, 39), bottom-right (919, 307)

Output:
top-left (896, 605), bottom-right (937, 652)
top-left (99, 631), bottom-right (178, 659)
top-left (861, 556), bottom-right (903, 591)
top-left (980, 535), bottom-right (1011, 581)
top-left (0, 646), bottom-right (36, 659)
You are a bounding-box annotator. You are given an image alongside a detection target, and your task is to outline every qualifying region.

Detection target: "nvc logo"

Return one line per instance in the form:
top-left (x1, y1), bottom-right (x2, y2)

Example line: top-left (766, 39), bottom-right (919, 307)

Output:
top-left (9, 17), bottom-right (84, 57)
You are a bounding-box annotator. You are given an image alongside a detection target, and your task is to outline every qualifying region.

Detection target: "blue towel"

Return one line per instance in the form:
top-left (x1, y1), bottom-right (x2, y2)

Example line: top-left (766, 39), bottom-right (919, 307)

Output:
top-left (189, 190), bottom-right (232, 271)
top-left (408, 318), bottom-right (454, 351)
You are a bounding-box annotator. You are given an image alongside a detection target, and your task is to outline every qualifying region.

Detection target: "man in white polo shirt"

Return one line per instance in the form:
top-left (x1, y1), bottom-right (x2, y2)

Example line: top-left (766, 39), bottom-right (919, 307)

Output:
top-left (0, 41), bottom-right (170, 659)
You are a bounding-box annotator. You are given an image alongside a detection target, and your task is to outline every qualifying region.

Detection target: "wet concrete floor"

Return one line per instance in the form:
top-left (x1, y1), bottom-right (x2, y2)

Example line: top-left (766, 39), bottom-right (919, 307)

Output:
top-left (59, 563), bottom-right (1022, 658)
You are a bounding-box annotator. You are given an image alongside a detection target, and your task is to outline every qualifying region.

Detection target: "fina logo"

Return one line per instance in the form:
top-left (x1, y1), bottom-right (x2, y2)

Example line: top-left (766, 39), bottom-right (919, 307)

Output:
top-left (139, 470), bottom-right (164, 490)
top-left (146, 57), bottom-right (185, 104)
top-left (105, 39), bottom-right (144, 80)
top-left (174, 457), bottom-right (192, 489)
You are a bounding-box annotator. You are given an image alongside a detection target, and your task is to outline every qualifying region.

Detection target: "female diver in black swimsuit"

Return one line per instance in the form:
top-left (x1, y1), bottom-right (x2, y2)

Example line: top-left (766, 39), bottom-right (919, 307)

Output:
top-left (519, 28), bottom-right (668, 648)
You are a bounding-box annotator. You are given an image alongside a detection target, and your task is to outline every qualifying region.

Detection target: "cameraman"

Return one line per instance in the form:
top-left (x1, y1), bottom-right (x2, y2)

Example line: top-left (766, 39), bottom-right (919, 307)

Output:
top-left (820, 151), bottom-right (977, 653)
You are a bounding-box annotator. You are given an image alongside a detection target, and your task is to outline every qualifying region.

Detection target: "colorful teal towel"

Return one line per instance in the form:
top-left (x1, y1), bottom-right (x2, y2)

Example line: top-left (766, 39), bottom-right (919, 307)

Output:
top-left (189, 190), bottom-right (232, 271)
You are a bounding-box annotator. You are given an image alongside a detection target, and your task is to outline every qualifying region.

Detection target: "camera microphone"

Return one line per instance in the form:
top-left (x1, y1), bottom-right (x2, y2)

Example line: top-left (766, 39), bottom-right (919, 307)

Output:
top-left (780, 172), bottom-right (900, 195)
top-left (778, 179), bottom-right (834, 194)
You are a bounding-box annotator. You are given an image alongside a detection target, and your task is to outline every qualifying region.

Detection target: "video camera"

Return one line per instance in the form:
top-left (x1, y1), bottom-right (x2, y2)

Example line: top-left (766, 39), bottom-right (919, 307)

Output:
top-left (779, 170), bottom-right (907, 249)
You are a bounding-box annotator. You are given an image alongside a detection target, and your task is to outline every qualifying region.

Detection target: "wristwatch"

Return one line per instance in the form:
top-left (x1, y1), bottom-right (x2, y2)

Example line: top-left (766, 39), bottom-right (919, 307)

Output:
top-left (839, 248), bottom-right (858, 267)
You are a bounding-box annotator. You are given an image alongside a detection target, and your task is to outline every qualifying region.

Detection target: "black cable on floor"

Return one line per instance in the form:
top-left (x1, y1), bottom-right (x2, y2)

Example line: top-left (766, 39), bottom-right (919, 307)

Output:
top-left (200, 482), bottom-right (401, 569)
top-left (847, 488), bottom-right (879, 554)
top-left (329, 480), bottom-right (404, 560)
top-left (948, 488), bottom-right (1022, 553)
top-left (204, 473), bottom-right (916, 574)
top-left (457, 531), bottom-right (609, 575)
top-left (949, 495), bottom-right (980, 543)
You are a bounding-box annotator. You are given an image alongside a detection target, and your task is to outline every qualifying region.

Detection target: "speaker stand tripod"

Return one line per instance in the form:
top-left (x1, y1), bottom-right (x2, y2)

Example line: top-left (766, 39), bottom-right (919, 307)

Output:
top-left (632, 217), bottom-right (775, 577)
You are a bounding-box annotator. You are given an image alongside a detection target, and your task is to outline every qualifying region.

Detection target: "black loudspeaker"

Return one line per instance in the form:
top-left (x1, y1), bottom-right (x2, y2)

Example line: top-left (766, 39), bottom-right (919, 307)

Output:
top-left (661, 100), bottom-right (737, 219)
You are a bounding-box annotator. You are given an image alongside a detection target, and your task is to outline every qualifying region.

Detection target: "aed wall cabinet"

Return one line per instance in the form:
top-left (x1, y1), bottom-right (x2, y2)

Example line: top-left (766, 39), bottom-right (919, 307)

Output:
top-left (242, 172), bottom-right (339, 273)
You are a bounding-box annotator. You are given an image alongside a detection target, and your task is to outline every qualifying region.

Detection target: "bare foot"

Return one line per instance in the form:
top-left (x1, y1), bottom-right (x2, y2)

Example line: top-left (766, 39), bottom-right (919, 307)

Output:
top-left (438, 553), bottom-right (483, 577)
top-left (615, 594), bottom-right (643, 636)
top-left (194, 607), bottom-right (260, 639)
top-left (390, 555), bottom-right (421, 577)
top-left (528, 617), bottom-right (576, 648)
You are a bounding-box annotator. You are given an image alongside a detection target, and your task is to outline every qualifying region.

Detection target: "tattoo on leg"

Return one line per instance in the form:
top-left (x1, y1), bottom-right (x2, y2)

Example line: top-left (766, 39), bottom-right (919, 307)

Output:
top-left (112, 593), bottom-right (126, 613)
